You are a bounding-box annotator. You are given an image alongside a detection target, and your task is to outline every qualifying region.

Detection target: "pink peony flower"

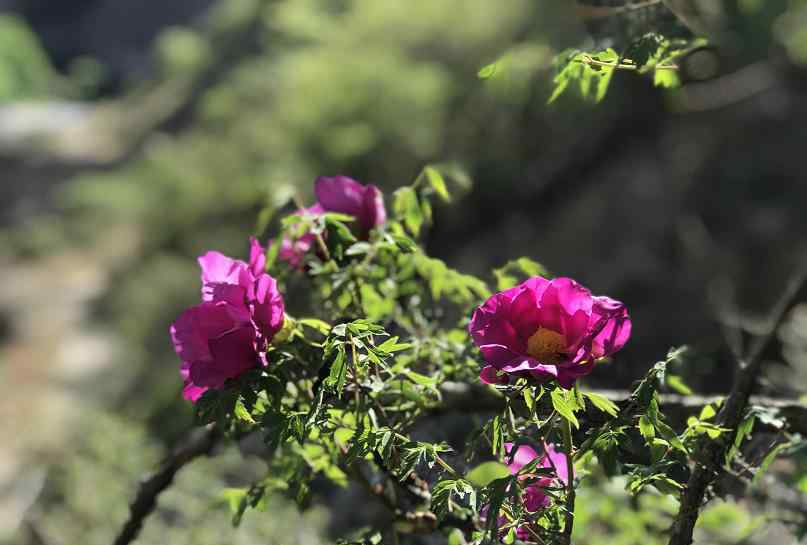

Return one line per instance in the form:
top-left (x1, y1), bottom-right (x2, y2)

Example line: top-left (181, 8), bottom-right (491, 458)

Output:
top-left (469, 277), bottom-right (631, 388)
top-left (278, 176), bottom-right (386, 266)
top-left (170, 238), bottom-right (285, 401)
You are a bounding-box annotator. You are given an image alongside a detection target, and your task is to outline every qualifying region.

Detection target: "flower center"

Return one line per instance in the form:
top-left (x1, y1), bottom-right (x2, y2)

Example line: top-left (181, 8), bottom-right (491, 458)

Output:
top-left (526, 328), bottom-right (567, 363)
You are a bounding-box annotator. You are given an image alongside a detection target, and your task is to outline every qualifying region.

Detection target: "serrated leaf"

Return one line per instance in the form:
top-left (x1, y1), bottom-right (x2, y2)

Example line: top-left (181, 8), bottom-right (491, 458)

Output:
top-left (638, 414), bottom-right (656, 441)
top-left (324, 347), bottom-right (347, 396)
top-left (551, 388), bottom-right (579, 429)
top-left (585, 391), bottom-right (619, 417)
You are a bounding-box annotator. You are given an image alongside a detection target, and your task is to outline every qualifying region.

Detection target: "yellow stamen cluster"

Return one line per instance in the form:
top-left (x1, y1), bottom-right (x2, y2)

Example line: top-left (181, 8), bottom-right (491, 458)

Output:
top-left (526, 327), bottom-right (567, 364)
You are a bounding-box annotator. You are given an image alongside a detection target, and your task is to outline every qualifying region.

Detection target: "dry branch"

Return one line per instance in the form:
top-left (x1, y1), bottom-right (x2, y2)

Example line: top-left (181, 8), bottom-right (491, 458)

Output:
top-left (667, 266), bottom-right (807, 545)
top-left (112, 424), bottom-right (219, 545)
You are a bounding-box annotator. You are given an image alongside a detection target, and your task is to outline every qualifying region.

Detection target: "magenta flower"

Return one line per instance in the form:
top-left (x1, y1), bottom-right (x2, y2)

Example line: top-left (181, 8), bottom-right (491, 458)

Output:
top-left (484, 442), bottom-right (571, 541)
top-left (469, 277), bottom-right (631, 388)
top-left (314, 176), bottom-right (386, 234)
top-left (505, 442), bottom-right (570, 512)
top-left (170, 238), bottom-right (285, 401)
top-left (278, 176), bottom-right (386, 266)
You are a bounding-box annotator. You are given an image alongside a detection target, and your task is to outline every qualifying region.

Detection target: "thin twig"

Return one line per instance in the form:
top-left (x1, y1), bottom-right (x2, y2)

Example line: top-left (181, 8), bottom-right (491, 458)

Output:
top-left (112, 424), bottom-right (220, 545)
top-left (434, 382), bottom-right (807, 432)
top-left (668, 265), bottom-right (807, 545)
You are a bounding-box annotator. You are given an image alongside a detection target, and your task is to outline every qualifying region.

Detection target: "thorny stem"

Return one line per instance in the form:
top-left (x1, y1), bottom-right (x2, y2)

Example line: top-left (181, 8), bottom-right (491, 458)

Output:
top-left (561, 417), bottom-right (576, 545)
top-left (112, 425), bottom-right (220, 545)
top-left (667, 265), bottom-right (807, 545)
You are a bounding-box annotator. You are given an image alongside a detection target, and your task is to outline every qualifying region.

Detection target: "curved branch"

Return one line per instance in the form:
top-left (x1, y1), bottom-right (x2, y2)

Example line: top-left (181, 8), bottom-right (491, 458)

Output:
top-left (668, 265), bottom-right (807, 545)
top-left (112, 424), bottom-right (220, 545)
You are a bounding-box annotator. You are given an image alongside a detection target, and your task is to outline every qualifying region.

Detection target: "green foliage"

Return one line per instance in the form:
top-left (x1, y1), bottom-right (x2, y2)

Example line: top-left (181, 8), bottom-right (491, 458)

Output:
top-left (549, 48), bottom-right (619, 105)
top-left (0, 15), bottom-right (58, 101)
top-left (18, 2), bottom-right (807, 543)
top-left (546, 36), bottom-right (708, 105)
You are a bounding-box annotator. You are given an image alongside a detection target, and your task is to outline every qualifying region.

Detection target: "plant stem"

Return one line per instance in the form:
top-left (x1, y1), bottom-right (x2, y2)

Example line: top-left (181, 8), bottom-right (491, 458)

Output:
top-left (561, 417), bottom-right (576, 545)
top-left (668, 265), bottom-right (806, 545)
top-left (434, 453), bottom-right (461, 479)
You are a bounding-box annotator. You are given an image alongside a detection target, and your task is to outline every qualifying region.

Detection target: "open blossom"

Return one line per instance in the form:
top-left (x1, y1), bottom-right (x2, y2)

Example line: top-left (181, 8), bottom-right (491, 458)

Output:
top-left (485, 442), bottom-right (571, 541)
top-left (170, 237), bottom-right (284, 402)
top-left (279, 176), bottom-right (386, 266)
top-left (469, 276), bottom-right (631, 388)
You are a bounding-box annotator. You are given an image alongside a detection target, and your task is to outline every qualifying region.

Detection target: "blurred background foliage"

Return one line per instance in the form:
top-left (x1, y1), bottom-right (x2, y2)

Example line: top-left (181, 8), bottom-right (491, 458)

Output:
top-left (1, 0), bottom-right (807, 543)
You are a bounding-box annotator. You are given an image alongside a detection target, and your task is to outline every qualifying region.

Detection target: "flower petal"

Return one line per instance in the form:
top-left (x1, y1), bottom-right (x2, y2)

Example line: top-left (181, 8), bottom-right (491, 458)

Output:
top-left (479, 365), bottom-right (508, 384)
top-left (249, 237), bottom-right (266, 277)
top-left (590, 296), bottom-right (632, 358)
top-left (252, 274), bottom-right (285, 339)
top-left (361, 183), bottom-right (387, 231)
top-left (505, 443), bottom-right (541, 474)
top-left (315, 176), bottom-right (366, 217)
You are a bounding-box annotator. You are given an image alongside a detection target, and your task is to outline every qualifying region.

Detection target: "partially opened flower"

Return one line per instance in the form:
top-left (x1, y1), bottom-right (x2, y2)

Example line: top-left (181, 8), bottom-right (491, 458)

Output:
top-left (314, 176), bottom-right (386, 235)
top-left (505, 442), bottom-right (570, 512)
top-left (170, 238), bottom-right (285, 401)
top-left (278, 176), bottom-right (386, 266)
top-left (484, 441), bottom-right (571, 541)
top-left (469, 276), bottom-right (631, 388)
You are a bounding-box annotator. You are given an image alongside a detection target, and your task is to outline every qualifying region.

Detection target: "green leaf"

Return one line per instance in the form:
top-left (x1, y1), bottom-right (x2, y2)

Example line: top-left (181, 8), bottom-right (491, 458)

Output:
top-left (638, 414), bottom-right (656, 441)
top-left (323, 212), bottom-right (356, 223)
top-left (753, 441), bottom-right (791, 485)
top-left (234, 397), bottom-right (255, 424)
top-left (666, 374), bottom-right (693, 395)
top-left (477, 61), bottom-right (498, 79)
top-left (654, 67), bottom-right (680, 88)
top-left (523, 388), bottom-right (535, 412)
top-left (551, 388), bottom-right (579, 429)
top-left (424, 166), bottom-right (450, 202)
top-left (359, 284), bottom-right (394, 320)
top-left (376, 336), bottom-right (413, 353)
top-left (345, 242), bottom-right (372, 256)
top-left (585, 391), bottom-right (619, 417)
top-left (493, 257), bottom-right (548, 290)
top-left (264, 234), bottom-right (282, 271)
top-left (466, 461), bottom-right (511, 487)
top-left (299, 318), bottom-right (331, 335)
top-left (324, 347), bottom-right (348, 396)
top-left (448, 528), bottom-right (467, 545)
top-left (655, 419), bottom-right (687, 453)
top-left (393, 187), bottom-right (424, 236)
